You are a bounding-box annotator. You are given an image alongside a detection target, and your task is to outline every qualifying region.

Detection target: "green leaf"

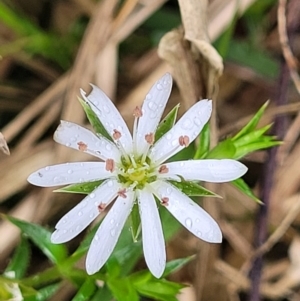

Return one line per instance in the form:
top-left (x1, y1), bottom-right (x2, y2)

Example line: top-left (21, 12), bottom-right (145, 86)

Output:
top-left (55, 180), bottom-right (104, 194)
top-left (107, 277), bottom-right (139, 301)
top-left (79, 98), bottom-right (112, 141)
top-left (233, 124), bottom-right (272, 147)
top-left (194, 123), bottom-right (210, 159)
top-left (206, 139), bottom-right (236, 159)
top-left (231, 178), bottom-right (262, 204)
top-left (130, 203), bottom-right (141, 242)
top-left (155, 104), bottom-right (180, 141)
top-left (91, 285), bottom-right (113, 301)
top-left (5, 236), bottom-right (30, 279)
top-left (232, 101), bottom-right (269, 141)
top-left (2, 214), bottom-right (68, 264)
top-left (71, 278), bottom-right (97, 301)
top-left (169, 180), bottom-right (220, 198)
top-left (162, 255), bottom-right (195, 277)
top-left (35, 284), bottom-right (60, 301)
top-left (234, 140), bottom-right (281, 159)
top-left (135, 278), bottom-right (184, 301)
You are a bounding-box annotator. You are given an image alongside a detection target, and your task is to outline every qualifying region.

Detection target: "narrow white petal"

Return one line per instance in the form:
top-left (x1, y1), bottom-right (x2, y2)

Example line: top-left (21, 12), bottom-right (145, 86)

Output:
top-left (149, 99), bottom-right (212, 164)
top-left (51, 179), bottom-right (121, 243)
top-left (86, 190), bottom-right (135, 275)
top-left (151, 180), bottom-right (222, 243)
top-left (27, 162), bottom-right (113, 187)
top-left (135, 73), bottom-right (172, 155)
top-left (81, 85), bottom-right (133, 153)
top-left (137, 188), bottom-right (166, 278)
top-left (165, 159), bottom-right (248, 183)
top-left (54, 121), bottom-right (121, 161)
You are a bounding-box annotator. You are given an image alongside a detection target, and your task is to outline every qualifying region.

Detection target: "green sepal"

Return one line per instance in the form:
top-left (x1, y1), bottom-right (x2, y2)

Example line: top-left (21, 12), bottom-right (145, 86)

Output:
top-left (71, 278), bottom-right (97, 301)
top-left (206, 139), bottom-right (237, 159)
top-left (155, 104), bottom-right (180, 141)
top-left (162, 255), bottom-right (195, 277)
top-left (130, 203), bottom-right (141, 242)
top-left (5, 235), bottom-right (30, 279)
top-left (231, 178), bottom-right (262, 204)
top-left (169, 180), bottom-right (221, 198)
top-left (54, 180), bottom-right (104, 194)
top-left (232, 101), bottom-right (269, 141)
top-left (1, 214), bottom-right (68, 264)
top-left (78, 97), bottom-right (112, 141)
top-left (194, 123), bottom-right (210, 159)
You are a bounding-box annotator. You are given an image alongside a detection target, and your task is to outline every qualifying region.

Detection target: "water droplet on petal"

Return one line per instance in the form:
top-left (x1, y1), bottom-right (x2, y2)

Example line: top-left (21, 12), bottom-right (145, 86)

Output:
top-left (148, 101), bottom-right (158, 111)
top-left (194, 117), bottom-right (202, 126)
top-left (45, 166), bottom-right (50, 171)
top-left (146, 93), bottom-right (152, 100)
top-left (66, 142), bottom-right (71, 147)
top-left (67, 169), bottom-right (73, 174)
top-left (103, 105), bottom-right (110, 113)
top-left (166, 133), bottom-right (172, 140)
top-left (110, 229), bottom-right (116, 236)
top-left (78, 211), bottom-right (83, 216)
top-left (156, 83), bottom-right (163, 91)
top-left (107, 180), bottom-right (113, 187)
top-left (185, 218), bottom-right (192, 228)
top-left (197, 231), bottom-right (202, 237)
top-left (181, 118), bottom-right (193, 130)
top-left (105, 144), bottom-right (112, 151)
top-left (76, 225), bottom-right (82, 232)
top-left (110, 219), bottom-right (115, 225)
top-left (90, 193), bottom-right (95, 199)
top-left (196, 218), bottom-right (200, 223)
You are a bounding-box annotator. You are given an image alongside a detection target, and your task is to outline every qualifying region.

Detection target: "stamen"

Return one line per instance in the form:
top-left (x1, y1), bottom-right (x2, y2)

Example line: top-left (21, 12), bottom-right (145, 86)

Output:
top-left (179, 135), bottom-right (190, 147)
top-left (77, 141), bottom-right (88, 151)
top-left (158, 165), bottom-right (169, 174)
top-left (161, 197), bottom-right (169, 206)
top-left (98, 202), bottom-right (106, 212)
top-left (133, 106), bottom-right (143, 117)
top-left (145, 133), bottom-right (154, 145)
top-left (113, 129), bottom-right (122, 140)
top-left (118, 188), bottom-right (127, 198)
top-left (105, 159), bottom-right (115, 172)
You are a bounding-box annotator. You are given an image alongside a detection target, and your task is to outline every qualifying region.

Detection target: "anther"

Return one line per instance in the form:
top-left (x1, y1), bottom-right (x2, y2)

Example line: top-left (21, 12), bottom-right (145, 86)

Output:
top-left (179, 135), bottom-right (190, 147)
top-left (133, 106), bottom-right (143, 117)
top-left (105, 159), bottom-right (115, 172)
top-left (158, 165), bottom-right (169, 174)
top-left (98, 202), bottom-right (106, 212)
top-left (145, 133), bottom-right (154, 145)
top-left (113, 129), bottom-right (122, 140)
top-left (77, 141), bottom-right (88, 151)
top-left (161, 197), bottom-right (169, 206)
top-left (118, 188), bottom-right (127, 198)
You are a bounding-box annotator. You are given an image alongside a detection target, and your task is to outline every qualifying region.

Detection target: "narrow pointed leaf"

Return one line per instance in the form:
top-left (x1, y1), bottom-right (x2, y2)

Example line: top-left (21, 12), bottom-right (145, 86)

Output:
top-left (71, 278), bottom-right (97, 301)
top-left (36, 284), bottom-right (60, 301)
top-left (107, 278), bottom-right (139, 301)
top-left (2, 214), bottom-right (67, 264)
top-left (155, 104), bottom-right (180, 141)
top-left (206, 139), bottom-right (236, 159)
top-left (194, 123), bottom-right (210, 159)
top-left (162, 255), bottom-right (195, 277)
top-left (232, 101), bottom-right (269, 140)
top-left (5, 236), bottom-right (30, 279)
top-left (231, 178), bottom-right (262, 204)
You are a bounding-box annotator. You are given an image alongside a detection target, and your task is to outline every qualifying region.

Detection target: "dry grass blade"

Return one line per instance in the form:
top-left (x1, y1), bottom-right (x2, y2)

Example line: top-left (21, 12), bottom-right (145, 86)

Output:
top-left (0, 132), bottom-right (10, 155)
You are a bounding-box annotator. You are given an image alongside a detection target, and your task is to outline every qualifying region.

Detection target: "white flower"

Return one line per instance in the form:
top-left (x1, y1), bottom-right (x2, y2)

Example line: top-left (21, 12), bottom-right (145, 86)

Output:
top-left (28, 73), bottom-right (247, 278)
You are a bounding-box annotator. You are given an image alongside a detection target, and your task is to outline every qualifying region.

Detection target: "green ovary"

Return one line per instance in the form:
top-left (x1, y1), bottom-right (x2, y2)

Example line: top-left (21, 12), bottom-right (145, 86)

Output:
top-left (118, 156), bottom-right (156, 189)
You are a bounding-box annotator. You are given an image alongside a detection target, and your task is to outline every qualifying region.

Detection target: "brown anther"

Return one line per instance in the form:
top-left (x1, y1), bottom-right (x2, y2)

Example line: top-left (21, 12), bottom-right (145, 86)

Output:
top-left (133, 106), bottom-right (143, 117)
top-left (179, 135), bottom-right (190, 147)
top-left (77, 141), bottom-right (88, 151)
top-left (118, 188), bottom-right (127, 198)
top-left (158, 165), bottom-right (169, 174)
top-left (145, 133), bottom-right (154, 145)
top-left (98, 202), bottom-right (106, 212)
top-left (105, 159), bottom-right (115, 172)
top-left (161, 197), bottom-right (169, 206)
top-left (113, 129), bottom-right (122, 140)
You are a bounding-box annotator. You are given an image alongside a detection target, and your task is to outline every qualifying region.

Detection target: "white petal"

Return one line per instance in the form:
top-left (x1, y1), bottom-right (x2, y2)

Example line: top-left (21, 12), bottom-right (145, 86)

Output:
top-left (54, 121), bottom-right (121, 161)
top-left (149, 99), bottom-right (212, 164)
top-left (27, 162), bottom-right (113, 187)
top-left (165, 159), bottom-right (248, 183)
top-left (86, 190), bottom-right (135, 275)
top-left (135, 73), bottom-right (172, 155)
top-left (81, 85), bottom-right (133, 153)
top-left (137, 188), bottom-right (166, 278)
top-left (151, 180), bottom-right (222, 243)
top-left (51, 179), bottom-right (121, 243)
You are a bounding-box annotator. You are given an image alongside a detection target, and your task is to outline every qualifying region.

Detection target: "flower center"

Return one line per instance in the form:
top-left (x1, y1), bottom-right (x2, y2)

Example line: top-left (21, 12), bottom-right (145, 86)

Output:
top-left (118, 155), bottom-right (156, 189)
